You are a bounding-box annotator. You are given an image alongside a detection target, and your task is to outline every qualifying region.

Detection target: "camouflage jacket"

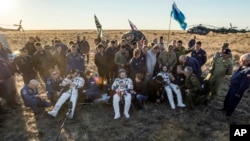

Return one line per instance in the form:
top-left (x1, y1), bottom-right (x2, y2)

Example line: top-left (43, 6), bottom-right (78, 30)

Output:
top-left (184, 73), bottom-right (201, 93)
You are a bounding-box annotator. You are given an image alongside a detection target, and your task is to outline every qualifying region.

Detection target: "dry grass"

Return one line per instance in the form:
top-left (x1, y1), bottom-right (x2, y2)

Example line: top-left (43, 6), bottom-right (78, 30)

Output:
top-left (0, 30), bottom-right (250, 141)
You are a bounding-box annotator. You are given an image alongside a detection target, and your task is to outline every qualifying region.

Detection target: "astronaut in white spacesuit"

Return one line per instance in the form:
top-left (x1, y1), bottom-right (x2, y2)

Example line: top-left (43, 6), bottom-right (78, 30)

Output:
top-left (111, 69), bottom-right (133, 119)
top-left (157, 65), bottom-right (185, 109)
top-left (48, 69), bottom-right (84, 119)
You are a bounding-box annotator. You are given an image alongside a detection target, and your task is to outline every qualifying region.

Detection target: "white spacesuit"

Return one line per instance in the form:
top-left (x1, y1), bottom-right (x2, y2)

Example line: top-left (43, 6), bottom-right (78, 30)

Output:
top-left (48, 71), bottom-right (84, 119)
top-left (111, 69), bottom-right (133, 119)
top-left (157, 71), bottom-right (185, 109)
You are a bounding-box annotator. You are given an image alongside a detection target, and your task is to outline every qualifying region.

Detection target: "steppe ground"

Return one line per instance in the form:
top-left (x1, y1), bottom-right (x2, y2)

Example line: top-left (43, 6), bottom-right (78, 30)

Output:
top-left (0, 30), bottom-right (250, 141)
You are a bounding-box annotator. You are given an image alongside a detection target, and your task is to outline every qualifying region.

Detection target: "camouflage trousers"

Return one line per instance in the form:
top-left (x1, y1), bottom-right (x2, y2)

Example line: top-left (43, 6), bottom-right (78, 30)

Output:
top-left (186, 92), bottom-right (206, 108)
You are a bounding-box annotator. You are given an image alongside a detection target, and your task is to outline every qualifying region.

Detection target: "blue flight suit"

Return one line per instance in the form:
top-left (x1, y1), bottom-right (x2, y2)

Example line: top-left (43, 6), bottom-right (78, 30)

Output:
top-left (222, 64), bottom-right (250, 116)
top-left (21, 85), bottom-right (50, 114)
top-left (46, 77), bottom-right (63, 101)
top-left (185, 56), bottom-right (202, 78)
top-left (66, 52), bottom-right (85, 73)
top-left (191, 49), bottom-right (207, 66)
top-left (84, 77), bottom-right (100, 101)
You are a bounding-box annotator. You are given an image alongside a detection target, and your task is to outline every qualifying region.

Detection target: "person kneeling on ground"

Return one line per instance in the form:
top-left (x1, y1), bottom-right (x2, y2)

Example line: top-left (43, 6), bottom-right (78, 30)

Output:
top-left (111, 69), bottom-right (133, 119)
top-left (157, 65), bottom-right (185, 109)
top-left (82, 71), bottom-right (100, 103)
top-left (130, 73), bottom-right (148, 110)
top-left (48, 69), bottom-right (84, 119)
top-left (181, 66), bottom-right (203, 109)
top-left (21, 79), bottom-right (51, 115)
top-left (147, 75), bottom-right (164, 105)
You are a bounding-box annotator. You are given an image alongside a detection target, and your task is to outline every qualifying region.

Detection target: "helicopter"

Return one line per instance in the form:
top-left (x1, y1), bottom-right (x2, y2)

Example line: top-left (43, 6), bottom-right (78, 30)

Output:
top-left (0, 20), bottom-right (24, 60)
top-left (0, 20), bottom-right (24, 32)
top-left (187, 24), bottom-right (214, 35)
top-left (187, 23), bottom-right (249, 35)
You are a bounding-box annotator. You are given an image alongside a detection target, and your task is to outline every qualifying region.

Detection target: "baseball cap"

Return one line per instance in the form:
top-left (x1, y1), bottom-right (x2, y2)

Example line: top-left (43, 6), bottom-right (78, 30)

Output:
top-left (222, 48), bottom-right (231, 54)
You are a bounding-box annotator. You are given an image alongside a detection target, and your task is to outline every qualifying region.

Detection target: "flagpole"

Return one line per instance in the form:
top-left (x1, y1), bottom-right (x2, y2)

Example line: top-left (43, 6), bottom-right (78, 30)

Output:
top-left (167, 14), bottom-right (172, 45)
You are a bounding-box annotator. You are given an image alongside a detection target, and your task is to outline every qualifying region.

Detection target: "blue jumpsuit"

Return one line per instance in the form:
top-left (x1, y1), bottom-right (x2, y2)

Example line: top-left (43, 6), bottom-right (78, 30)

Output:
top-left (223, 64), bottom-right (250, 116)
top-left (21, 85), bottom-right (50, 114)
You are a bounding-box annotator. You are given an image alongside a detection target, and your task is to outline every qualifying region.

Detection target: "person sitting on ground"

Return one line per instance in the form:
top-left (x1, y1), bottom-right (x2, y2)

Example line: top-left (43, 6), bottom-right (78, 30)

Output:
top-left (157, 65), bottom-right (185, 109)
top-left (111, 69), bottom-right (133, 119)
top-left (47, 69), bottom-right (84, 119)
top-left (130, 73), bottom-right (148, 110)
top-left (20, 79), bottom-right (51, 115)
top-left (147, 75), bottom-right (164, 105)
top-left (82, 71), bottom-right (100, 103)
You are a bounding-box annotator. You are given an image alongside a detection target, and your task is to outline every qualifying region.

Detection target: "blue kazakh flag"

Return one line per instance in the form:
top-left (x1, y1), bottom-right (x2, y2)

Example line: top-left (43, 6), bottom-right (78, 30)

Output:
top-left (171, 2), bottom-right (187, 30)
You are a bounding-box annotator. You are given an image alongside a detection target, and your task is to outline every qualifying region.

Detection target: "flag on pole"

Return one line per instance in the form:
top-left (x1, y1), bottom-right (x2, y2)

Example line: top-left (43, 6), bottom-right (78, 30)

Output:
top-left (171, 2), bottom-right (187, 30)
top-left (94, 14), bottom-right (103, 38)
top-left (128, 19), bottom-right (138, 31)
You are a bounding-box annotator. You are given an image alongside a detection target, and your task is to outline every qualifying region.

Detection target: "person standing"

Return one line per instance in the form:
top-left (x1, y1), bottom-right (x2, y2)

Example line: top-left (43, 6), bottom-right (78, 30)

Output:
top-left (77, 36), bottom-right (90, 64)
top-left (0, 58), bottom-right (19, 108)
top-left (105, 40), bottom-right (118, 84)
top-left (33, 42), bottom-right (55, 82)
top-left (12, 48), bottom-right (37, 84)
top-left (53, 44), bottom-right (67, 76)
top-left (24, 37), bottom-right (36, 56)
top-left (145, 45), bottom-right (160, 82)
top-left (94, 44), bottom-right (108, 89)
top-left (205, 49), bottom-right (233, 102)
top-left (191, 41), bottom-right (207, 67)
top-left (0, 41), bottom-right (12, 62)
top-left (114, 45), bottom-right (130, 73)
top-left (158, 45), bottom-right (177, 72)
top-left (213, 43), bottom-right (232, 61)
top-left (220, 53), bottom-right (250, 116)
top-left (66, 45), bottom-right (85, 73)
top-left (130, 48), bottom-right (146, 80)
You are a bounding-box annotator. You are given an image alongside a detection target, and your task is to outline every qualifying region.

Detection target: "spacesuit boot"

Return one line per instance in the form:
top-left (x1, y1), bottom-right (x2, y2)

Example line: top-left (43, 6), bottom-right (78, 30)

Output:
top-left (123, 94), bottom-right (131, 118)
top-left (175, 90), bottom-right (186, 107)
top-left (113, 94), bottom-right (120, 119)
top-left (165, 86), bottom-right (176, 109)
top-left (48, 92), bottom-right (70, 117)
